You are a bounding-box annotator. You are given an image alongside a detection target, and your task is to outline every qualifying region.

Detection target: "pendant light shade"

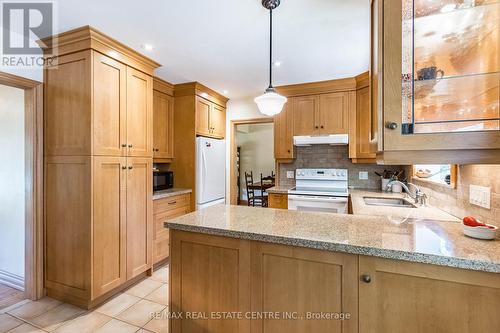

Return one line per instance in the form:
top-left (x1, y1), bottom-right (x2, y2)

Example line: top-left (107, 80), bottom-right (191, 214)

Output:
top-left (255, 0), bottom-right (287, 116)
top-left (254, 88), bottom-right (287, 116)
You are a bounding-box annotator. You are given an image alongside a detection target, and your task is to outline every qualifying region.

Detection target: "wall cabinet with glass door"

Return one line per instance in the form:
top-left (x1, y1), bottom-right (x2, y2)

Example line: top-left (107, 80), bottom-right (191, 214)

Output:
top-left (373, 0), bottom-right (500, 164)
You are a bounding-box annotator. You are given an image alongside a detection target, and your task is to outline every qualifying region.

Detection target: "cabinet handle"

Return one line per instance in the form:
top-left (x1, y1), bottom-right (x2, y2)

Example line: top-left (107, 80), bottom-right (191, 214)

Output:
top-left (168, 201), bottom-right (177, 205)
top-left (386, 122), bottom-right (398, 130)
top-left (121, 166), bottom-right (126, 170)
top-left (128, 166), bottom-right (133, 170)
top-left (361, 274), bottom-right (372, 283)
top-left (128, 144), bottom-right (133, 148)
top-left (315, 126), bottom-right (319, 129)
top-left (121, 144), bottom-right (127, 148)
top-left (320, 125), bottom-right (324, 129)
top-left (287, 150), bottom-right (291, 153)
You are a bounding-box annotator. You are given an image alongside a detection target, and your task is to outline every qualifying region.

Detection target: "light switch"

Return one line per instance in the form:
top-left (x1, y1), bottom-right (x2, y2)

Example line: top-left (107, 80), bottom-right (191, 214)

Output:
top-left (359, 171), bottom-right (369, 180)
top-left (286, 171), bottom-right (295, 179)
top-left (469, 185), bottom-right (491, 209)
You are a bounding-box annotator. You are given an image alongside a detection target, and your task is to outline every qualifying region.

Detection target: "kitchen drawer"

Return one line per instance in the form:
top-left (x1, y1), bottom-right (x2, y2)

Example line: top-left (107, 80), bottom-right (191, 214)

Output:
top-left (268, 193), bottom-right (288, 209)
top-left (153, 237), bottom-right (169, 263)
top-left (153, 193), bottom-right (190, 214)
top-left (154, 205), bottom-right (190, 239)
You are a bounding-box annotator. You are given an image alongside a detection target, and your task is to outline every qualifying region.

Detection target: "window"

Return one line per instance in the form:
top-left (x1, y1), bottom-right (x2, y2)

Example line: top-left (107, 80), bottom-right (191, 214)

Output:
top-left (413, 165), bottom-right (457, 188)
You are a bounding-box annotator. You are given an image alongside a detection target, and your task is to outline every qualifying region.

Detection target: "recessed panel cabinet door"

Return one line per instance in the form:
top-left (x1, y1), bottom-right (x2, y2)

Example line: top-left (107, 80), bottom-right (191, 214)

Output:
top-left (250, 242), bottom-right (358, 333)
top-left (293, 96), bottom-right (319, 136)
top-left (319, 92), bottom-right (349, 134)
top-left (126, 158), bottom-right (152, 279)
top-left (274, 101), bottom-right (294, 159)
top-left (127, 68), bottom-right (153, 157)
top-left (93, 53), bottom-right (127, 156)
top-left (210, 104), bottom-right (226, 138)
top-left (153, 90), bottom-right (174, 159)
top-left (359, 256), bottom-right (500, 333)
top-left (92, 156), bottom-right (126, 298)
top-left (196, 97), bottom-right (211, 136)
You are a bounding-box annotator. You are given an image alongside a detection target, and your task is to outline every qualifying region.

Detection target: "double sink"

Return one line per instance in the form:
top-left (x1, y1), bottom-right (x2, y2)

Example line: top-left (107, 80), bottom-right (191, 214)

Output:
top-left (363, 196), bottom-right (416, 208)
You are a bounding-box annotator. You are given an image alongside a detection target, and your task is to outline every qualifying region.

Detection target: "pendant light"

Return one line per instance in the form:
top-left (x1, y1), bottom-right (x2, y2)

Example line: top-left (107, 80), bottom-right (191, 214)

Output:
top-left (254, 0), bottom-right (287, 116)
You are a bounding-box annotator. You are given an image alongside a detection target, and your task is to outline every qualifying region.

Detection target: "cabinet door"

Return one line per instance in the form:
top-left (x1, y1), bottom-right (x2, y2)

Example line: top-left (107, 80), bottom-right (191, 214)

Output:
top-left (210, 103), bottom-right (226, 138)
top-left (251, 242), bottom-right (358, 333)
top-left (274, 101), bottom-right (294, 159)
top-left (126, 67), bottom-right (153, 157)
top-left (170, 231), bottom-right (251, 333)
top-left (356, 87), bottom-right (376, 159)
top-left (359, 256), bottom-right (500, 333)
top-left (268, 193), bottom-right (288, 209)
top-left (126, 157), bottom-right (152, 279)
top-left (93, 52), bottom-right (127, 156)
top-left (319, 92), bottom-right (349, 134)
top-left (293, 96), bottom-right (319, 136)
top-left (92, 156), bottom-right (127, 298)
top-left (195, 97), bottom-right (211, 136)
top-left (153, 90), bottom-right (174, 159)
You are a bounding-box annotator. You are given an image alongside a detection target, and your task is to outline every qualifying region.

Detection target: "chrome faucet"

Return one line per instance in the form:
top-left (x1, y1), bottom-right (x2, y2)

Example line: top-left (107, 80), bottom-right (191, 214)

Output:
top-left (386, 180), bottom-right (427, 205)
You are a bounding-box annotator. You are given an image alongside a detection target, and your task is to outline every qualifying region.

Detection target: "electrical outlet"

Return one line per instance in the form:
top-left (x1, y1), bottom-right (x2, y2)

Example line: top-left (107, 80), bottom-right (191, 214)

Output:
top-left (286, 171), bottom-right (295, 179)
top-left (469, 185), bottom-right (491, 209)
top-left (359, 171), bottom-right (368, 180)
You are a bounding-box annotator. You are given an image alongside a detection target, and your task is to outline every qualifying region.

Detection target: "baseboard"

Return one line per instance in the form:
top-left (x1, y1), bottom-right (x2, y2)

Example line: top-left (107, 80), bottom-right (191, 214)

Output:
top-left (0, 269), bottom-right (25, 291)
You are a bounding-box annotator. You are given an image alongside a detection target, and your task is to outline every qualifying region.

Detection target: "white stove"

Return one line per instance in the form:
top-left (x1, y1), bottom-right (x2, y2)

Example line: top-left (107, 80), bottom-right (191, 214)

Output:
top-left (288, 168), bottom-right (349, 214)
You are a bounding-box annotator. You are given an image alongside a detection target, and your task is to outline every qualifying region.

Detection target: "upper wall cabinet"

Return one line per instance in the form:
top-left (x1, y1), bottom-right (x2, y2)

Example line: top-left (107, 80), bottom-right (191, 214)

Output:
top-left (374, 0), bottom-right (500, 164)
top-left (274, 100), bottom-right (294, 160)
top-left (153, 77), bottom-right (175, 162)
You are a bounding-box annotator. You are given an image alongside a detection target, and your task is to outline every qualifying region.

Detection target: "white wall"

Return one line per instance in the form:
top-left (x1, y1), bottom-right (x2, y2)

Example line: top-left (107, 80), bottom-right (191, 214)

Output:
top-left (0, 84), bottom-right (25, 280)
top-left (225, 98), bottom-right (272, 201)
top-left (236, 124), bottom-right (274, 200)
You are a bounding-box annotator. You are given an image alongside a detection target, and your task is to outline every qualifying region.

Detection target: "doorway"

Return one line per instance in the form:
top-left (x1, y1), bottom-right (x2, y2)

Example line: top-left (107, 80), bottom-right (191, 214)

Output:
top-left (0, 72), bottom-right (44, 309)
top-left (229, 118), bottom-right (274, 205)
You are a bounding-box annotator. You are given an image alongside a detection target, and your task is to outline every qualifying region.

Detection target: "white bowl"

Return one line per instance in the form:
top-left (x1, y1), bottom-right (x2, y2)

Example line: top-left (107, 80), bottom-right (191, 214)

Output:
top-left (463, 224), bottom-right (498, 240)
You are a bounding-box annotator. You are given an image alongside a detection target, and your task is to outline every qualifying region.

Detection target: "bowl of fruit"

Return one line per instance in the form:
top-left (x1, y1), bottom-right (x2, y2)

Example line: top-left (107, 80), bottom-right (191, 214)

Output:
top-left (462, 216), bottom-right (498, 240)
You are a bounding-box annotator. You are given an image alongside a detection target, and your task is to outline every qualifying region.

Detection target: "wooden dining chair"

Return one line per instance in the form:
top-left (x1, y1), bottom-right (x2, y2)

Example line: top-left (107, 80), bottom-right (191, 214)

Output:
top-left (245, 171), bottom-right (265, 207)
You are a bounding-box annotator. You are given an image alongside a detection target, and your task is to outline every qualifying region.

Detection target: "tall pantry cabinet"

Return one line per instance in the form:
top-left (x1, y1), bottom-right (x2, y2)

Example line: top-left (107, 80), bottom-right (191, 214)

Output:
top-left (42, 26), bottom-right (160, 309)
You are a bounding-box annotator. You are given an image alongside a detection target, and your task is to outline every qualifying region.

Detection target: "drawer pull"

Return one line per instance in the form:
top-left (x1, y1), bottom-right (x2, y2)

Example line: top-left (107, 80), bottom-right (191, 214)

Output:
top-left (168, 201), bottom-right (177, 205)
top-left (361, 274), bottom-right (372, 283)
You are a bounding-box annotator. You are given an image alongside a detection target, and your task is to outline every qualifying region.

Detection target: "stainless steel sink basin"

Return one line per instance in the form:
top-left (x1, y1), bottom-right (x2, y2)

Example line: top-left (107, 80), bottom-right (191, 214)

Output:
top-left (363, 197), bottom-right (416, 208)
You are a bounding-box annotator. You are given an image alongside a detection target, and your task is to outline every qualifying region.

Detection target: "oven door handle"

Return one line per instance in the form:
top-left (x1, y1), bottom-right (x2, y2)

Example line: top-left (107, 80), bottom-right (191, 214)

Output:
top-left (288, 195), bottom-right (348, 203)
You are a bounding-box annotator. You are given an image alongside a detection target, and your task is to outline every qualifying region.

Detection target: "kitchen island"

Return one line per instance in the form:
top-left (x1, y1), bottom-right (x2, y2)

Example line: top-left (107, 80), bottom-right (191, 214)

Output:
top-left (166, 205), bottom-right (500, 333)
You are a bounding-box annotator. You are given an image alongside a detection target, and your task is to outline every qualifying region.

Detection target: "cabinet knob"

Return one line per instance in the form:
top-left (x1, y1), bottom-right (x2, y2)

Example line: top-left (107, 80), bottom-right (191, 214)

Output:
top-left (128, 144), bottom-right (133, 148)
top-left (128, 166), bottom-right (133, 170)
top-left (320, 125), bottom-right (324, 129)
top-left (315, 126), bottom-right (319, 129)
top-left (287, 150), bottom-right (291, 153)
top-left (386, 122), bottom-right (398, 130)
top-left (121, 166), bottom-right (126, 170)
top-left (361, 274), bottom-right (372, 283)
top-left (121, 144), bottom-right (127, 148)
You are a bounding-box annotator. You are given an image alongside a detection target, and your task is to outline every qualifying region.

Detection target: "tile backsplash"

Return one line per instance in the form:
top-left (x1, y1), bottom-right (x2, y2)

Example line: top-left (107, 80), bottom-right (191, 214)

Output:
top-left (278, 145), bottom-right (405, 190)
top-left (411, 165), bottom-right (500, 227)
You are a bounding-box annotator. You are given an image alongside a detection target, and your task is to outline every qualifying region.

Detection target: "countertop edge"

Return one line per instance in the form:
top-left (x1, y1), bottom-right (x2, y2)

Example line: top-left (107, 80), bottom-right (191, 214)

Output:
top-left (166, 222), bottom-right (500, 274)
top-left (153, 188), bottom-right (192, 200)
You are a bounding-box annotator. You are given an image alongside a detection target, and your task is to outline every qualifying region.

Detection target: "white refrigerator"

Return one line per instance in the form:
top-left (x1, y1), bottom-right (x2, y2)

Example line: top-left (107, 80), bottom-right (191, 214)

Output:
top-left (196, 137), bottom-right (226, 209)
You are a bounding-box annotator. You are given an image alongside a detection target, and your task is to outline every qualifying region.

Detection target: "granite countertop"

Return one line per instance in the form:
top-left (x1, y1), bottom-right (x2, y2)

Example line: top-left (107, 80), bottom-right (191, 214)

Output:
top-left (166, 204), bottom-right (500, 273)
top-left (153, 188), bottom-right (192, 200)
top-left (266, 185), bottom-right (294, 194)
top-left (349, 189), bottom-right (461, 222)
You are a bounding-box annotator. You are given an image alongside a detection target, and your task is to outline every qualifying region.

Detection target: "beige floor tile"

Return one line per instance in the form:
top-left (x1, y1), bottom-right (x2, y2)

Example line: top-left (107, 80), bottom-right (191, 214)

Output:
top-left (6, 323), bottom-right (45, 333)
top-left (8, 297), bottom-right (61, 321)
top-left (0, 313), bottom-right (23, 333)
top-left (53, 311), bottom-right (111, 333)
top-left (143, 309), bottom-right (169, 333)
top-left (144, 284), bottom-right (168, 306)
top-left (117, 299), bottom-right (165, 327)
top-left (30, 303), bottom-right (86, 332)
top-left (124, 279), bottom-right (163, 298)
top-left (95, 293), bottom-right (141, 317)
top-left (94, 319), bottom-right (140, 333)
top-left (0, 299), bottom-right (30, 315)
top-left (149, 266), bottom-right (168, 283)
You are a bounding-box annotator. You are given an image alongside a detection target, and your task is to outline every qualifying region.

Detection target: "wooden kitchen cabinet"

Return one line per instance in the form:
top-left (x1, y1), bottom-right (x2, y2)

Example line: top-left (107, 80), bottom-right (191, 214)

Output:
top-left (211, 103), bottom-right (226, 138)
top-left (152, 193), bottom-right (191, 264)
top-left (153, 78), bottom-right (174, 161)
top-left (195, 96), bottom-right (226, 139)
top-left (359, 256), bottom-right (500, 333)
top-left (293, 95), bottom-right (318, 136)
top-left (126, 158), bottom-right (153, 279)
top-left (319, 92), bottom-right (349, 134)
top-left (251, 242), bottom-right (358, 333)
top-left (42, 26), bottom-right (160, 308)
top-left (373, 0), bottom-right (500, 164)
top-left (274, 101), bottom-right (294, 160)
top-left (268, 193), bottom-right (288, 209)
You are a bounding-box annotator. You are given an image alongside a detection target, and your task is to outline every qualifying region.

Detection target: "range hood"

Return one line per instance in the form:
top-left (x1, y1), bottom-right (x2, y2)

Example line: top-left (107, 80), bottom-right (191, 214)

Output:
top-left (293, 134), bottom-right (349, 146)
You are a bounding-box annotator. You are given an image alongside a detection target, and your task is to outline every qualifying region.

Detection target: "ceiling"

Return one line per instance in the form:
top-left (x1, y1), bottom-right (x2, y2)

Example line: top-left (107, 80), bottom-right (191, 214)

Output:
top-left (54, 0), bottom-right (370, 99)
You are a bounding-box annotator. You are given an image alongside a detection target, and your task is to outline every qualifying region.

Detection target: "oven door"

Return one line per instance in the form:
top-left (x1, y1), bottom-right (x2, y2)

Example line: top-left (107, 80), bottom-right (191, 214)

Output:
top-left (288, 194), bottom-right (348, 214)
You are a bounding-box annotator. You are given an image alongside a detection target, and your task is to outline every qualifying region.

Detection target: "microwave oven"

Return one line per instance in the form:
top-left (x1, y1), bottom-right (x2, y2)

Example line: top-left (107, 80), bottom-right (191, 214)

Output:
top-left (153, 171), bottom-right (174, 191)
